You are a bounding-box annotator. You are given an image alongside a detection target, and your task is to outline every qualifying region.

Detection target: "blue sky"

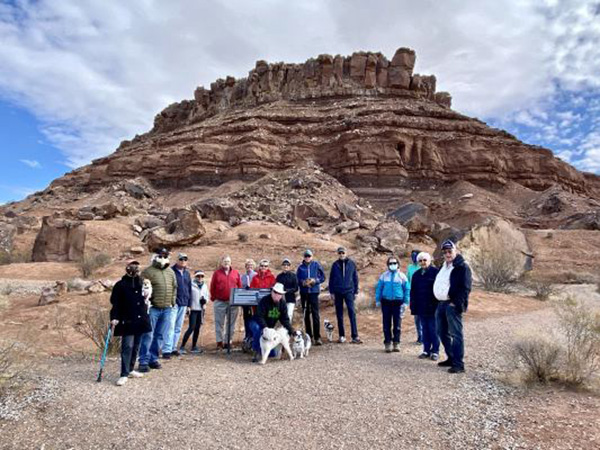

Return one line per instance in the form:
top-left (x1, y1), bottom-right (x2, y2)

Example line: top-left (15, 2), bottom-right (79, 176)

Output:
top-left (1, 0), bottom-right (599, 204)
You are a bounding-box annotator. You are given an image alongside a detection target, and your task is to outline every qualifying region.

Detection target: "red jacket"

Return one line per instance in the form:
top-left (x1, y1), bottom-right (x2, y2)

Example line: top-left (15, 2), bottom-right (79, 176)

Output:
top-left (250, 270), bottom-right (276, 289)
top-left (210, 268), bottom-right (242, 302)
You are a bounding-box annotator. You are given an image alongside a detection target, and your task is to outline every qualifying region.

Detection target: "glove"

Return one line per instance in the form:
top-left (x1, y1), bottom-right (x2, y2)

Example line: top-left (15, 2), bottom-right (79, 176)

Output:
top-left (200, 297), bottom-right (207, 306)
top-left (110, 319), bottom-right (119, 326)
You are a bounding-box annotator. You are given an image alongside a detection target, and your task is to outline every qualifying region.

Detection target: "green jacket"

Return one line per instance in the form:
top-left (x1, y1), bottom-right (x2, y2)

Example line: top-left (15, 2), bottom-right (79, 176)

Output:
top-left (142, 263), bottom-right (178, 308)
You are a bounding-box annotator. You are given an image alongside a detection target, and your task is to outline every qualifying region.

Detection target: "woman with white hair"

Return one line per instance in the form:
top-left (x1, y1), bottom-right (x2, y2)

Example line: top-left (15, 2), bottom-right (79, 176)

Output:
top-left (409, 252), bottom-right (440, 360)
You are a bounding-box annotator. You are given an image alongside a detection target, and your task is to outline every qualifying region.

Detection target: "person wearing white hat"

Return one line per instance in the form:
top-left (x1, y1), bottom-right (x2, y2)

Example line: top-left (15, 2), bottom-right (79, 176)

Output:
top-left (247, 282), bottom-right (295, 362)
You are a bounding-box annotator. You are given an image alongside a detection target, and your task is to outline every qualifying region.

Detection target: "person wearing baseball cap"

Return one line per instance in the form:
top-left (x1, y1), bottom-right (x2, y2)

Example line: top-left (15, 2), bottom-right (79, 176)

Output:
top-left (275, 258), bottom-right (299, 324)
top-left (180, 270), bottom-right (209, 354)
top-left (329, 247), bottom-right (362, 344)
top-left (433, 239), bottom-right (472, 374)
top-left (247, 282), bottom-right (295, 362)
top-left (109, 260), bottom-right (152, 386)
top-left (163, 252), bottom-right (192, 359)
top-left (296, 249), bottom-right (326, 345)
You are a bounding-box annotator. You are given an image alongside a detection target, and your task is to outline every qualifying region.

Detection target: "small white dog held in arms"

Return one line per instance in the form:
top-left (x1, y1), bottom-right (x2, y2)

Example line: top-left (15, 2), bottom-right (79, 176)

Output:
top-left (324, 319), bottom-right (335, 342)
top-left (142, 279), bottom-right (153, 312)
top-left (259, 327), bottom-right (294, 365)
top-left (292, 330), bottom-right (312, 359)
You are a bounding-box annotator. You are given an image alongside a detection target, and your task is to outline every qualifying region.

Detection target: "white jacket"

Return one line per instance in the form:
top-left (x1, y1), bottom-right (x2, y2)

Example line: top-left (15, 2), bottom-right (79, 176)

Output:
top-left (190, 281), bottom-right (210, 311)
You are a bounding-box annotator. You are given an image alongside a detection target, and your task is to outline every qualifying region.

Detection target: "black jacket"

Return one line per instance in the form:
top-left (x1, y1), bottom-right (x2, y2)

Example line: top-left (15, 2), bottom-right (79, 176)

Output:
top-left (255, 294), bottom-right (294, 334)
top-left (110, 275), bottom-right (152, 337)
top-left (328, 258), bottom-right (359, 295)
top-left (448, 254), bottom-right (472, 314)
top-left (275, 271), bottom-right (299, 304)
top-left (410, 266), bottom-right (440, 317)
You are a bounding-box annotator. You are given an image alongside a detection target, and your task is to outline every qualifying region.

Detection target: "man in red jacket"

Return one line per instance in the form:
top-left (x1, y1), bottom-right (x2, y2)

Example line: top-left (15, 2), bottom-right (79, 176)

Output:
top-left (250, 259), bottom-right (276, 289)
top-left (210, 255), bottom-right (242, 350)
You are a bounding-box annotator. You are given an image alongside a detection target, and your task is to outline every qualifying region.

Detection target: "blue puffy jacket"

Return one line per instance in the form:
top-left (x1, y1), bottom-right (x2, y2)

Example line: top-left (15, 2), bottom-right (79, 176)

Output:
top-left (171, 265), bottom-right (192, 307)
top-left (297, 261), bottom-right (326, 294)
top-left (375, 270), bottom-right (409, 306)
top-left (329, 258), bottom-right (359, 295)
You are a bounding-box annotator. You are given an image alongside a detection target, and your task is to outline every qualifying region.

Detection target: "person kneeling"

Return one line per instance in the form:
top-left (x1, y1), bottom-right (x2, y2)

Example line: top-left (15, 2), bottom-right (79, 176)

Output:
top-left (248, 283), bottom-right (294, 363)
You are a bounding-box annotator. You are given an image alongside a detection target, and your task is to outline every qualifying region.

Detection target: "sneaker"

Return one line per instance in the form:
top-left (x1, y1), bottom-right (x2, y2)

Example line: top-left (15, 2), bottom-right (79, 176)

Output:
top-left (448, 367), bottom-right (465, 374)
top-left (385, 343), bottom-right (391, 353)
top-left (149, 361), bottom-right (162, 370)
top-left (351, 337), bottom-right (363, 344)
top-left (252, 352), bottom-right (260, 363)
top-left (392, 342), bottom-right (400, 352)
top-left (315, 339), bottom-right (323, 346)
top-left (431, 353), bottom-right (439, 361)
top-left (137, 365), bottom-right (150, 373)
top-left (438, 359), bottom-right (453, 367)
top-left (415, 339), bottom-right (423, 345)
top-left (128, 370), bottom-right (144, 378)
top-left (338, 336), bottom-right (346, 343)
top-left (191, 347), bottom-right (203, 354)
top-left (179, 348), bottom-right (187, 355)
top-left (171, 350), bottom-right (181, 357)
top-left (162, 353), bottom-right (172, 360)
top-left (116, 377), bottom-right (128, 386)
top-left (418, 352), bottom-right (430, 359)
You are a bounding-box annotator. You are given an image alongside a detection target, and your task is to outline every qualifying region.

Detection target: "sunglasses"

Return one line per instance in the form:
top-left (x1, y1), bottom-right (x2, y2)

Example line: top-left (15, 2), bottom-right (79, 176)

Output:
top-left (260, 265), bottom-right (269, 268)
top-left (442, 249), bottom-right (454, 254)
top-left (179, 258), bottom-right (188, 261)
top-left (338, 252), bottom-right (346, 255)
top-left (304, 255), bottom-right (312, 258)
top-left (388, 261), bottom-right (398, 265)
top-left (418, 259), bottom-right (428, 263)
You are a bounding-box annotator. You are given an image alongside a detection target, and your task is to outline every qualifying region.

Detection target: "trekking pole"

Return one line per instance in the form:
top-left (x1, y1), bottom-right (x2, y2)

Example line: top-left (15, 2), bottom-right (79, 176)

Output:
top-left (97, 322), bottom-right (115, 383)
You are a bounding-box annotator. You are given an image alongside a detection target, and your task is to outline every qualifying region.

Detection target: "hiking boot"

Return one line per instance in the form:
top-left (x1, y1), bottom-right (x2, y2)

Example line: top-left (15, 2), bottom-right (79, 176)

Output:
top-left (162, 352), bottom-right (172, 360)
top-left (338, 336), bottom-right (346, 344)
top-left (116, 377), bottom-right (128, 386)
top-left (128, 370), bottom-right (144, 378)
top-left (418, 352), bottom-right (430, 359)
top-left (252, 352), bottom-right (260, 363)
top-left (392, 342), bottom-right (400, 352)
top-left (315, 339), bottom-right (323, 346)
top-left (148, 361), bottom-right (162, 370)
top-left (384, 343), bottom-right (391, 353)
top-left (415, 339), bottom-right (422, 345)
top-left (431, 353), bottom-right (439, 361)
top-left (179, 348), bottom-right (187, 355)
top-left (137, 365), bottom-right (150, 373)
top-left (216, 342), bottom-right (224, 350)
top-left (191, 347), bottom-right (203, 354)
top-left (172, 350), bottom-right (181, 357)
top-left (438, 359), bottom-right (453, 367)
top-left (448, 367), bottom-right (465, 374)
top-left (351, 337), bottom-right (363, 344)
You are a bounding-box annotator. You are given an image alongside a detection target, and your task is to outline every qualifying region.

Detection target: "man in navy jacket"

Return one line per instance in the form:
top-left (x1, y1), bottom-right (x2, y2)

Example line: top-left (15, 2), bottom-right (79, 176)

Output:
top-left (329, 247), bottom-right (362, 344)
top-left (296, 249), bottom-right (326, 345)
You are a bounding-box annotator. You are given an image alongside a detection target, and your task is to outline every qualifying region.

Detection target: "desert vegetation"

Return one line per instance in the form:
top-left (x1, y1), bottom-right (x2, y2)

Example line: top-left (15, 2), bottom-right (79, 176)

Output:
top-left (79, 252), bottom-right (112, 278)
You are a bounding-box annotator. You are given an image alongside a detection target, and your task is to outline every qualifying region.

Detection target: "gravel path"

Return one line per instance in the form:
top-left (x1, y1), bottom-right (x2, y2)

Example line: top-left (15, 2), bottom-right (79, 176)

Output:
top-left (4, 285), bottom-right (599, 450)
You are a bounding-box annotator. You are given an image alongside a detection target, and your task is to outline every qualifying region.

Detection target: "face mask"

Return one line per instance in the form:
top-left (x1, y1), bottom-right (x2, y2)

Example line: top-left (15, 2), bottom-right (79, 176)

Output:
top-left (126, 265), bottom-right (140, 277)
top-left (154, 256), bottom-right (170, 269)
top-left (388, 263), bottom-right (398, 271)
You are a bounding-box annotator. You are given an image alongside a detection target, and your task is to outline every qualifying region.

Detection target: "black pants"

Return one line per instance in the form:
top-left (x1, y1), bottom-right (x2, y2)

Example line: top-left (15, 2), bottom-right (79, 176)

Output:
top-left (242, 306), bottom-right (253, 339)
top-left (301, 292), bottom-right (320, 341)
top-left (121, 334), bottom-right (143, 377)
top-left (181, 310), bottom-right (203, 349)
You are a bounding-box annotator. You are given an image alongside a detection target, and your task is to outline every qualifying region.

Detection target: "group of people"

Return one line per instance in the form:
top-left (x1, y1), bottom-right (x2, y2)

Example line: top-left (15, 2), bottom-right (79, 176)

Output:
top-left (108, 239), bottom-right (471, 386)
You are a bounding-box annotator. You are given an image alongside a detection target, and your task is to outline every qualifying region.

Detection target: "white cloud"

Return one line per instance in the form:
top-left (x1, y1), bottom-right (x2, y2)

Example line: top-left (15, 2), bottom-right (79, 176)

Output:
top-left (0, 0), bottom-right (599, 172)
top-left (19, 159), bottom-right (41, 168)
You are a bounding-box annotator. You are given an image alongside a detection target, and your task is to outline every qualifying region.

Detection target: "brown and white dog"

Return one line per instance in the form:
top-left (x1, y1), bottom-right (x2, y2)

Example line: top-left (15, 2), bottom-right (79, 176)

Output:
top-left (292, 330), bottom-right (312, 359)
top-left (259, 327), bottom-right (294, 365)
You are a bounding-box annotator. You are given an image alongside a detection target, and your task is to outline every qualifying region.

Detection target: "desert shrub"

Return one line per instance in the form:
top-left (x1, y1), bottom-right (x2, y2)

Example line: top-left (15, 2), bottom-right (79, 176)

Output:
top-left (238, 232), bottom-right (249, 242)
top-left (79, 252), bottom-right (112, 278)
top-left (0, 342), bottom-right (20, 393)
top-left (0, 249), bottom-right (31, 265)
top-left (530, 282), bottom-right (555, 301)
top-left (469, 245), bottom-right (522, 293)
top-left (74, 306), bottom-right (121, 356)
top-left (563, 271), bottom-right (598, 285)
top-left (512, 334), bottom-right (561, 383)
top-left (554, 297), bottom-right (600, 386)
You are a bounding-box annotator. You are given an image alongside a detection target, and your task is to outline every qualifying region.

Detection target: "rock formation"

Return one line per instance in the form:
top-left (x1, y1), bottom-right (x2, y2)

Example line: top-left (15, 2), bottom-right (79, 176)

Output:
top-left (32, 217), bottom-right (86, 262)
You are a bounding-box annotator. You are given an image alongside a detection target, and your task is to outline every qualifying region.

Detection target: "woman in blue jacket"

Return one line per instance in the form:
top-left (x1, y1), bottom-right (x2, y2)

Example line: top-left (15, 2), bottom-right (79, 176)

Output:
top-left (375, 256), bottom-right (410, 353)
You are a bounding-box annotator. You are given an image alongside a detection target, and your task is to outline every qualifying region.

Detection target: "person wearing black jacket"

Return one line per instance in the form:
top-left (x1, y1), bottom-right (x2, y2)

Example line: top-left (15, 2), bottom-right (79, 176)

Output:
top-left (248, 283), bottom-right (294, 362)
top-left (433, 240), bottom-right (472, 374)
top-left (275, 258), bottom-right (299, 324)
top-left (409, 252), bottom-right (440, 360)
top-left (328, 247), bottom-right (362, 344)
top-left (110, 260), bottom-right (152, 386)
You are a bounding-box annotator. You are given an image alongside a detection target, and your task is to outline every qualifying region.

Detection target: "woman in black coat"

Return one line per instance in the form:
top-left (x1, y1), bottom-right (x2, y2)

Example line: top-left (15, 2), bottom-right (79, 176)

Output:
top-left (409, 252), bottom-right (440, 360)
top-left (110, 260), bottom-right (152, 386)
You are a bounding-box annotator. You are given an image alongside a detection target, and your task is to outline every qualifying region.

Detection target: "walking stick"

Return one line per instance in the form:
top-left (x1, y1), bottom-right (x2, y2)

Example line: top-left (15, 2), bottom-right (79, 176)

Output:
top-left (97, 323), bottom-right (115, 382)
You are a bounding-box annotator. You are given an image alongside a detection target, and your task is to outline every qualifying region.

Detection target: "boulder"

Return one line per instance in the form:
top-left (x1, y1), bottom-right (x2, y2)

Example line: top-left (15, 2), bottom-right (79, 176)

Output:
top-left (68, 278), bottom-right (92, 292)
top-left (55, 280), bottom-right (68, 296)
top-left (560, 210), bottom-right (600, 230)
top-left (337, 202), bottom-right (360, 221)
top-left (335, 221), bottom-right (360, 234)
top-left (145, 208), bottom-right (206, 249)
top-left (387, 202), bottom-right (432, 234)
top-left (86, 281), bottom-right (106, 294)
top-left (135, 215), bottom-right (165, 230)
top-left (0, 223), bottom-right (17, 257)
top-left (32, 216), bottom-right (86, 262)
top-left (194, 198), bottom-right (243, 222)
top-left (130, 246), bottom-right (145, 254)
top-left (38, 287), bottom-right (58, 306)
top-left (123, 181), bottom-right (155, 199)
top-left (373, 222), bottom-right (409, 254)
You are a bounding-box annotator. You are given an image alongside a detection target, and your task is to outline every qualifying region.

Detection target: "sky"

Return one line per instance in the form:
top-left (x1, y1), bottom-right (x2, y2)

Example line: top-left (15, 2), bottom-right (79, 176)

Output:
top-left (0, 0), bottom-right (599, 204)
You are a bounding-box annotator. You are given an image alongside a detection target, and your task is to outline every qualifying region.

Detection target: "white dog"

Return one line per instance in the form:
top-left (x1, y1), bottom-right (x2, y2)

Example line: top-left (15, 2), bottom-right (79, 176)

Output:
top-left (259, 327), bottom-right (294, 365)
top-left (142, 279), bottom-right (153, 312)
top-left (324, 319), bottom-right (335, 342)
top-left (292, 330), bottom-right (312, 359)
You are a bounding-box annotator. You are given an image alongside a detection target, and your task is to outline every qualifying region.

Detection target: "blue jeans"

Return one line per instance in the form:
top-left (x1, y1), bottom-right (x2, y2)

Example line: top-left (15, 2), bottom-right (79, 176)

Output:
top-left (334, 293), bottom-right (358, 339)
top-left (381, 299), bottom-right (402, 344)
top-left (420, 315), bottom-right (439, 355)
top-left (414, 315), bottom-right (423, 342)
top-left (164, 305), bottom-right (186, 353)
top-left (120, 334), bottom-right (142, 377)
top-left (436, 302), bottom-right (464, 369)
top-left (139, 307), bottom-right (171, 365)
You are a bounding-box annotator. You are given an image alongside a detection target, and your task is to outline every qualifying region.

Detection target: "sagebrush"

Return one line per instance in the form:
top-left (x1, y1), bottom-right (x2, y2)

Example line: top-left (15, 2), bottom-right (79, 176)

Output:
top-left (74, 306), bottom-right (121, 356)
top-left (79, 252), bottom-right (112, 278)
top-left (470, 245), bottom-right (522, 293)
top-left (512, 334), bottom-right (561, 383)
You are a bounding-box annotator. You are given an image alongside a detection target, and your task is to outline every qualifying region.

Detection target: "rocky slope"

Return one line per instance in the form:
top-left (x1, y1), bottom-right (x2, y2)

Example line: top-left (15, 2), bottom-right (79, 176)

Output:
top-left (41, 47), bottom-right (599, 199)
